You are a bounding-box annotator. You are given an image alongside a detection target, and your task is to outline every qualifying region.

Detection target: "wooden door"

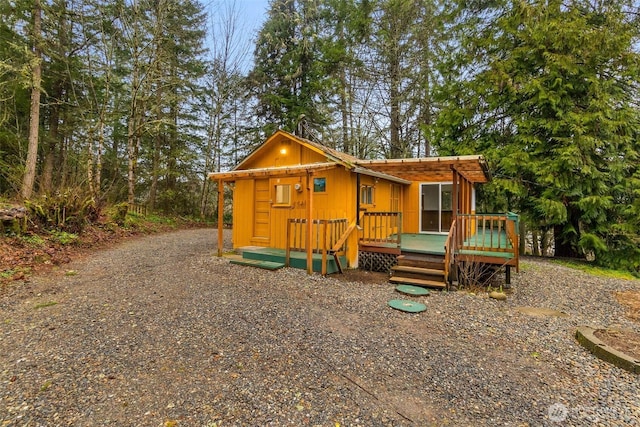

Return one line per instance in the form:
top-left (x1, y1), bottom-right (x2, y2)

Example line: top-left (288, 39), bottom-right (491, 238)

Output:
top-left (253, 179), bottom-right (270, 239)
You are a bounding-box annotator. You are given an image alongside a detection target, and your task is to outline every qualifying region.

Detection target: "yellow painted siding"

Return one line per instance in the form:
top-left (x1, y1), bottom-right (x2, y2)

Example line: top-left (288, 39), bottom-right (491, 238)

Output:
top-left (232, 142), bottom-right (359, 265)
top-left (231, 133), bottom-right (478, 267)
top-left (242, 135), bottom-right (327, 169)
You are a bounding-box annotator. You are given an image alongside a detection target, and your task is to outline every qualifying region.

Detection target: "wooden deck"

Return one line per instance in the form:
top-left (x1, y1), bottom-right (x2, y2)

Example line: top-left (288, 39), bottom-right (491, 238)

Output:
top-left (360, 231), bottom-right (517, 266)
top-left (362, 233), bottom-right (514, 257)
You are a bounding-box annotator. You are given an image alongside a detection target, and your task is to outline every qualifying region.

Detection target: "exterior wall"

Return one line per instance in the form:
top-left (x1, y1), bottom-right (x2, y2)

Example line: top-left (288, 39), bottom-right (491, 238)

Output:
top-left (231, 143), bottom-right (361, 266)
top-left (241, 135), bottom-right (327, 169)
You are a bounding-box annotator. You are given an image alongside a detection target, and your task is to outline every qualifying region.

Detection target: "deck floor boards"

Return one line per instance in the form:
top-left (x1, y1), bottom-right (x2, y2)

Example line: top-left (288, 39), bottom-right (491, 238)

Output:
top-left (363, 232), bottom-right (516, 261)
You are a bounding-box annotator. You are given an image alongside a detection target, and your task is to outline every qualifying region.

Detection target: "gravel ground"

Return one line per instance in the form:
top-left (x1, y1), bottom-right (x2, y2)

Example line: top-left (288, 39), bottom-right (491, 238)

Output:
top-left (1, 228), bottom-right (639, 426)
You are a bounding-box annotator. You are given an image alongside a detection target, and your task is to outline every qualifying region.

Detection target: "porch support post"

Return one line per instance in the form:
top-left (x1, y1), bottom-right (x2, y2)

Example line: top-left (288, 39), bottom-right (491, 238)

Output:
top-left (451, 166), bottom-right (460, 246)
top-left (451, 166), bottom-right (458, 221)
top-left (356, 173), bottom-right (361, 226)
top-left (306, 171), bottom-right (313, 274)
top-left (217, 179), bottom-right (224, 257)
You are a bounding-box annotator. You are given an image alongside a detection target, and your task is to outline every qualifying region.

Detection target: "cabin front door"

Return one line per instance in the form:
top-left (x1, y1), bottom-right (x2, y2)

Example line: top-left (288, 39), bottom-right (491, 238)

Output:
top-left (420, 183), bottom-right (453, 233)
top-left (253, 179), bottom-right (270, 241)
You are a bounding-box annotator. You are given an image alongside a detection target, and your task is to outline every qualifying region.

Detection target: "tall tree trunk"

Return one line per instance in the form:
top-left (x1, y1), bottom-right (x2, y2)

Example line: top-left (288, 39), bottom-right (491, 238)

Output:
top-left (554, 210), bottom-right (581, 258)
top-left (21, 0), bottom-right (42, 200)
top-left (389, 53), bottom-right (401, 157)
top-left (339, 65), bottom-right (350, 154)
top-left (148, 83), bottom-right (162, 212)
top-left (127, 100), bottom-right (140, 205)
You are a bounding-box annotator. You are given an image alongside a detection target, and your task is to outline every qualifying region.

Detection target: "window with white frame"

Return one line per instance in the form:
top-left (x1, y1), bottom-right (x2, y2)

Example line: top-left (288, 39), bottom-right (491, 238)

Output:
top-left (360, 185), bottom-right (374, 205)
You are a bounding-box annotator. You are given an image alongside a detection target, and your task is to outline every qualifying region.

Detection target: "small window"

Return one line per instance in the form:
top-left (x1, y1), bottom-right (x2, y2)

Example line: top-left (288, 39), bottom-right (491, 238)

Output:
top-left (360, 185), bottom-right (374, 205)
top-left (274, 184), bottom-right (291, 205)
top-left (313, 177), bottom-right (326, 192)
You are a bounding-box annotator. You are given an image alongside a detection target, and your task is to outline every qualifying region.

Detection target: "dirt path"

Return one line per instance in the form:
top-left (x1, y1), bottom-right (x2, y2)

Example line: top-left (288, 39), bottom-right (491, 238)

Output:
top-left (1, 229), bottom-right (638, 426)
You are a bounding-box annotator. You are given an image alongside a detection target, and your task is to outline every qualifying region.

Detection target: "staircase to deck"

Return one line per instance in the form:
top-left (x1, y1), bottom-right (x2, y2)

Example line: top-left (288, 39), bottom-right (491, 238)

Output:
top-left (389, 253), bottom-right (447, 289)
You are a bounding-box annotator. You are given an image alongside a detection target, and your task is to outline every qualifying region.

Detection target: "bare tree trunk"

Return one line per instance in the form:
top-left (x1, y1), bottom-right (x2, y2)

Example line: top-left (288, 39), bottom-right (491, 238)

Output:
top-left (127, 99), bottom-right (140, 205)
top-left (389, 54), bottom-right (401, 158)
top-left (148, 82), bottom-right (162, 212)
top-left (340, 65), bottom-right (350, 154)
top-left (87, 124), bottom-right (95, 196)
top-left (95, 106), bottom-right (104, 197)
top-left (21, 0), bottom-right (42, 200)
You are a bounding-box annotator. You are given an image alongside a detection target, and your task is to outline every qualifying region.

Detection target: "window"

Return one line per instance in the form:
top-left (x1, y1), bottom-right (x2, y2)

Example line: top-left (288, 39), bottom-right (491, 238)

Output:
top-left (274, 184), bottom-right (291, 205)
top-left (313, 177), bottom-right (326, 192)
top-left (360, 185), bottom-right (374, 205)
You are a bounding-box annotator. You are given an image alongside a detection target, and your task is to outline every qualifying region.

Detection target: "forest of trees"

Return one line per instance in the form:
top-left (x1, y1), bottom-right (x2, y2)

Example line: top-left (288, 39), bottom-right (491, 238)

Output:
top-left (1, 0), bottom-right (639, 271)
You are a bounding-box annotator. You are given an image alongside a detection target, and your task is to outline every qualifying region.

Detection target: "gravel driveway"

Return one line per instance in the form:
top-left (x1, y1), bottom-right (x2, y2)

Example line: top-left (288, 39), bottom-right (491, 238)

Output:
top-left (1, 228), bottom-right (639, 426)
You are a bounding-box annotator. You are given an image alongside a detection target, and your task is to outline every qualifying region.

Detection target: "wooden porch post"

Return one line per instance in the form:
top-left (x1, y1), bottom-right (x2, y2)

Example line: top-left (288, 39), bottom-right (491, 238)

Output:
top-left (306, 171), bottom-right (313, 274)
top-left (451, 167), bottom-right (461, 246)
top-left (451, 167), bottom-right (458, 221)
top-left (217, 179), bottom-right (224, 257)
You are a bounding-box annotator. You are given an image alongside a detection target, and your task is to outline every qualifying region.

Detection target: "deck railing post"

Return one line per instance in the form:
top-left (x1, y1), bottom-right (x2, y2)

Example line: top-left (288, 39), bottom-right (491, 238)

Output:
top-left (322, 220), bottom-right (328, 276)
top-left (285, 219), bottom-right (291, 267)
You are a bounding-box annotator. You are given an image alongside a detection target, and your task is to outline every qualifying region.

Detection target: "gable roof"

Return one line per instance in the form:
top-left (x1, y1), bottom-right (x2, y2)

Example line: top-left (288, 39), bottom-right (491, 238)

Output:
top-left (210, 129), bottom-right (489, 184)
top-left (232, 130), bottom-right (359, 171)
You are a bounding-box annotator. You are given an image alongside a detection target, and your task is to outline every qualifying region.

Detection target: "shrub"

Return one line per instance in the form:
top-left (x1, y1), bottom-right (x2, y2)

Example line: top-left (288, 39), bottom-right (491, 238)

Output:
top-left (107, 203), bottom-right (129, 226)
top-left (25, 189), bottom-right (98, 233)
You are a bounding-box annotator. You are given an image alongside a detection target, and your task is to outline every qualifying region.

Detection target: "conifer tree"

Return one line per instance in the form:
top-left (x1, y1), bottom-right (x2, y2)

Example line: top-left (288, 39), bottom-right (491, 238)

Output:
top-left (436, 0), bottom-right (640, 268)
top-left (251, 0), bottom-right (329, 136)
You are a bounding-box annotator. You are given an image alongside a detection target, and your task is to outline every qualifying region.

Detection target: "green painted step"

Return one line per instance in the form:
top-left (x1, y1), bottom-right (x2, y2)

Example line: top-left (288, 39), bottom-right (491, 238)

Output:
top-left (230, 258), bottom-right (285, 270)
top-left (241, 247), bottom-right (346, 274)
top-left (395, 284), bottom-right (431, 296)
top-left (388, 299), bottom-right (427, 313)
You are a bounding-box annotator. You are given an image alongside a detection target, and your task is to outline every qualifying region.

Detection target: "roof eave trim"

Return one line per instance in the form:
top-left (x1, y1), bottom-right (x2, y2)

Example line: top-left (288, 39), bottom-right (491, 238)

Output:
top-left (352, 166), bottom-right (412, 185)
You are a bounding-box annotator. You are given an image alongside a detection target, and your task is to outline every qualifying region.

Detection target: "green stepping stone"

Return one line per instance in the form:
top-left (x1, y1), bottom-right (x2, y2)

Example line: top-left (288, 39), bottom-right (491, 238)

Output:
top-left (230, 259), bottom-right (285, 270)
top-left (395, 284), bottom-right (430, 296)
top-left (388, 299), bottom-right (427, 313)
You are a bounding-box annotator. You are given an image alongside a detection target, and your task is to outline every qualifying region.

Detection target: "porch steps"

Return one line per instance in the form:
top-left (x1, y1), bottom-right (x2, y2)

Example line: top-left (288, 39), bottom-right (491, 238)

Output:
top-left (396, 254), bottom-right (444, 270)
top-left (389, 276), bottom-right (446, 289)
top-left (229, 258), bottom-right (285, 270)
top-left (391, 265), bottom-right (444, 279)
top-left (389, 253), bottom-right (447, 290)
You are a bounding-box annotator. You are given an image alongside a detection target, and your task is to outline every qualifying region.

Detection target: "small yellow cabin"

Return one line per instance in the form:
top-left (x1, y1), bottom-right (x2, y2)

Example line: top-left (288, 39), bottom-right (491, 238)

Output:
top-left (209, 130), bottom-right (519, 288)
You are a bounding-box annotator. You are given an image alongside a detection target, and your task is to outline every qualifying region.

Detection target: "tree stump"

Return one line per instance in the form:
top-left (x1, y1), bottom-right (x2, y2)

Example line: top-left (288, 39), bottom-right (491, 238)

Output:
top-left (0, 206), bottom-right (28, 234)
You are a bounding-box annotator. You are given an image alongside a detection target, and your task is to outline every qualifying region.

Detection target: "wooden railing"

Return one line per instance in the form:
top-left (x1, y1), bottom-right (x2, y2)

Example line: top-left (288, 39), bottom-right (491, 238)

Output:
top-left (443, 220), bottom-right (457, 287)
top-left (456, 213), bottom-right (518, 253)
top-left (446, 213), bottom-right (519, 272)
top-left (285, 218), bottom-right (349, 275)
top-left (128, 203), bottom-right (147, 216)
top-left (359, 212), bottom-right (402, 249)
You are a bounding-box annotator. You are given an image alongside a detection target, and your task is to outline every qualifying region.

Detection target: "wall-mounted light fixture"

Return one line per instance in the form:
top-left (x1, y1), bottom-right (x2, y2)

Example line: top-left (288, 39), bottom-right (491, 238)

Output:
top-left (280, 140), bottom-right (291, 155)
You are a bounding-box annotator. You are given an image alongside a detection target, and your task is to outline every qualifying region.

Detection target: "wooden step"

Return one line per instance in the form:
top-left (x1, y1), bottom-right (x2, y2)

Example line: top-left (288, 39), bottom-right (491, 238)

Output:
top-left (391, 265), bottom-right (444, 276)
top-left (389, 276), bottom-right (446, 289)
top-left (230, 259), bottom-right (285, 270)
top-left (397, 254), bottom-right (444, 270)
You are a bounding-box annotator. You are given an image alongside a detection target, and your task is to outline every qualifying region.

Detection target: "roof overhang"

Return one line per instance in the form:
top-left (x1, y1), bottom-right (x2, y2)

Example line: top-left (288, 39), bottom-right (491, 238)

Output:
top-left (352, 166), bottom-right (412, 185)
top-left (209, 162), bottom-right (339, 182)
top-left (355, 155), bottom-right (490, 183)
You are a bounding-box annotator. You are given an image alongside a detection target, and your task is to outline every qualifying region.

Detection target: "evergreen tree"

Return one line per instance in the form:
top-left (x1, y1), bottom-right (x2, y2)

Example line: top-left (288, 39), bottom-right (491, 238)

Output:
top-left (250, 0), bottom-right (330, 136)
top-left (436, 0), bottom-right (640, 269)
